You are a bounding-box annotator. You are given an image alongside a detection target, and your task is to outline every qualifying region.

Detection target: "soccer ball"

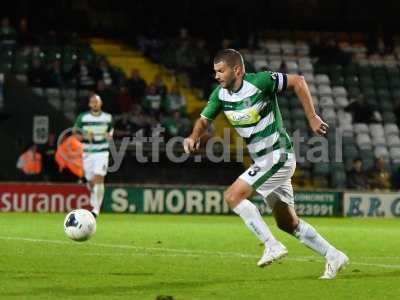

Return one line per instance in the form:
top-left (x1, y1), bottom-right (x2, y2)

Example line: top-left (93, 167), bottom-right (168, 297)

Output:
top-left (64, 209), bottom-right (96, 242)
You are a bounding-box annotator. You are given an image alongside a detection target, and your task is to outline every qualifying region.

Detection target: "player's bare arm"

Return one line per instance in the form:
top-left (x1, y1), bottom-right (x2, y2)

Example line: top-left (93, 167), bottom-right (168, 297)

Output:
top-left (85, 130), bottom-right (94, 142)
top-left (287, 74), bottom-right (328, 136)
top-left (72, 126), bottom-right (93, 143)
top-left (72, 128), bottom-right (84, 142)
top-left (105, 128), bottom-right (114, 140)
top-left (183, 117), bottom-right (209, 153)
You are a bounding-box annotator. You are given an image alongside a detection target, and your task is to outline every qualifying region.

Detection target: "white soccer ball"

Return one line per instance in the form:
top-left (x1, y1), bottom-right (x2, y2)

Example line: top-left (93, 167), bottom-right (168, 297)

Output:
top-left (64, 209), bottom-right (97, 242)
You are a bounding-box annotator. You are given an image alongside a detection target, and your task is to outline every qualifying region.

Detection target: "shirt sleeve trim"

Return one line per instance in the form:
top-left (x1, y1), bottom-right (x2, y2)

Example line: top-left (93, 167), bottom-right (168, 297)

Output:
top-left (200, 114), bottom-right (213, 121)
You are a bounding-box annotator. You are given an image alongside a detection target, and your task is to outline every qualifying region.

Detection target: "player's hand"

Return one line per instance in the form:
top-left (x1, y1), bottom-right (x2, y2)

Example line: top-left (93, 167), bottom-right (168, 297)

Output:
top-left (74, 132), bottom-right (84, 142)
top-left (104, 132), bottom-right (113, 140)
top-left (183, 136), bottom-right (200, 153)
top-left (309, 114), bottom-right (329, 136)
top-left (86, 130), bottom-right (94, 142)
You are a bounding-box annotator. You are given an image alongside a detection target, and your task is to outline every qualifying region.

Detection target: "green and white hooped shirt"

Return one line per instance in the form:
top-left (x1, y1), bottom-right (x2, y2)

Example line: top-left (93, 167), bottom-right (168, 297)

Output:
top-left (74, 111), bottom-right (113, 153)
top-left (201, 71), bottom-right (293, 165)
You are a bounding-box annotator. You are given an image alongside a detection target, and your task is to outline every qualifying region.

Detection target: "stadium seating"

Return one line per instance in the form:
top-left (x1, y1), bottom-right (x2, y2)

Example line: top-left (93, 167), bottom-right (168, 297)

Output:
top-left (3, 29), bottom-right (400, 188)
top-left (0, 41), bottom-right (135, 121)
top-left (240, 31), bottom-right (400, 187)
top-left (0, 43), bottom-right (96, 120)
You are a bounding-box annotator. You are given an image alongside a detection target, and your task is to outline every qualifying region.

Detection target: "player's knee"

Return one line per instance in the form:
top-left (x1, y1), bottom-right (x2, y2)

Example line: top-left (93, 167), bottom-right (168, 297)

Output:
top-left (223, 189), bottom-right (240, 207)
top-left (223, 190), bottom-right (233, 204)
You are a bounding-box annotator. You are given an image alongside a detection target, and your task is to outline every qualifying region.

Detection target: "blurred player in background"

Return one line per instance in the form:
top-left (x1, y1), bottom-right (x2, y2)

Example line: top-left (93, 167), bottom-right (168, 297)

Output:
top-left (74, 94), bottom-right (113, 218)
top-left (184, 49), bottom-right (348, 279)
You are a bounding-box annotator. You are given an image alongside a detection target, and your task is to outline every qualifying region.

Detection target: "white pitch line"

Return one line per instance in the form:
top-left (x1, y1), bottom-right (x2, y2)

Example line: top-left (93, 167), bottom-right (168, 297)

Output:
top-left (0, 236), bottom-right (256, 258)
top-left (76, 252), bottom-right (203, 258)
top-left (1, 236), bottom-right (400, 269)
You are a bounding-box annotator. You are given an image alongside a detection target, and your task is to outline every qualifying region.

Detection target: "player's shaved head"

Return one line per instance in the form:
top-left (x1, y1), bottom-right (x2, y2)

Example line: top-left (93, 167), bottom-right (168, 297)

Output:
top-left (89, 94), bottom-right (102, 113)
top-left (213, 49), bottom-right (245, 71)
top-left (90, 94), bottom-right (102, 103)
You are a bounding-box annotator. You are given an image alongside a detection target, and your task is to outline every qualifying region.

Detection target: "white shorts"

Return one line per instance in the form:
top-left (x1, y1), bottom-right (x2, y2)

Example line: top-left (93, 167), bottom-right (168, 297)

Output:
top-left (239, 151), bottom-right (296, 208)
top-left (83, 151), bottom-right (109, 181)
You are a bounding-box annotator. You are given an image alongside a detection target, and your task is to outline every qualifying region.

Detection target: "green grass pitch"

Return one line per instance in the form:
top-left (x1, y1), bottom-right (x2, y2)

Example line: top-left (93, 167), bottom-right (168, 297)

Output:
top-left (0, 213), bottom-right (399, 300)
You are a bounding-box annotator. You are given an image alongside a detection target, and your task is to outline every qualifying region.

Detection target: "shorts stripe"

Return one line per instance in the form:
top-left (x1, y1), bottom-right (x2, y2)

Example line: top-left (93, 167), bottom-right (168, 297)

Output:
top-left (252, 153), bottom-right (288, 189)
top-left (249, 134), bottom-right (293, 159)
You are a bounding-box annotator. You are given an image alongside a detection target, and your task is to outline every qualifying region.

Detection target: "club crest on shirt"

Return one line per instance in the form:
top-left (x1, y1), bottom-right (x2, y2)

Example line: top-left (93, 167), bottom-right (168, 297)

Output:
top-left (243, 98), bottom-right (252, 108)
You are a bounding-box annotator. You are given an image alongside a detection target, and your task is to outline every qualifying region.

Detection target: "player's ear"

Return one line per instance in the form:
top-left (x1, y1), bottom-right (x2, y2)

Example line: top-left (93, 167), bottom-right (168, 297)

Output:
top-left (233, 64), bottom-right (241, 76)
